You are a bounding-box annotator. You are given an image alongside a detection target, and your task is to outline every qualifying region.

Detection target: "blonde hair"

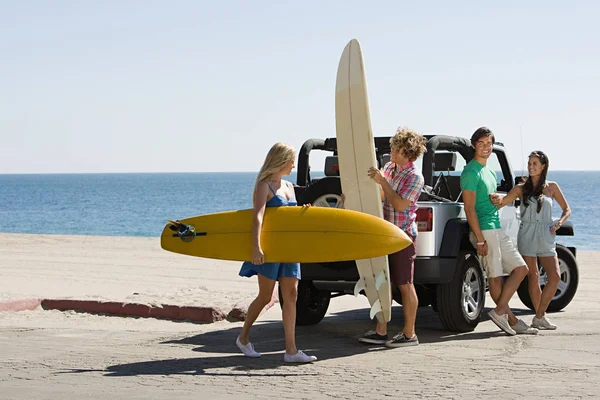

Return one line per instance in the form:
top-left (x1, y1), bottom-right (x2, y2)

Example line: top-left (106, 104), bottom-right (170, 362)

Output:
top-left (253, 143), bottom-right (295, 204)
top-left (389, 127), bottom-right (427, 162)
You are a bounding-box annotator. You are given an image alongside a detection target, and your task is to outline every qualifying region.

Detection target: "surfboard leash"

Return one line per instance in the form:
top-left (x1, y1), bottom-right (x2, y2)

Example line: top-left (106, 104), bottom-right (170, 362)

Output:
top-left (167, 220), bottom-right (198, 242)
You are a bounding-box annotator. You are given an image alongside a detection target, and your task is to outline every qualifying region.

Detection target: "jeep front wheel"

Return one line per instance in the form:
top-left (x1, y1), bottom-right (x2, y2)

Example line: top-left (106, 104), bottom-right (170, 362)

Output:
top-left (436, 251), bottom-right (485, 332)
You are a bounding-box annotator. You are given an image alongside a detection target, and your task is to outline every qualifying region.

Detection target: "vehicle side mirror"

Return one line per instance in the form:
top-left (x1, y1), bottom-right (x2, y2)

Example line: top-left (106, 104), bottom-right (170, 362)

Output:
top-left (498, 179), bottom-right (508, 192)
top-left (515, 176), bottom-right (525, 186)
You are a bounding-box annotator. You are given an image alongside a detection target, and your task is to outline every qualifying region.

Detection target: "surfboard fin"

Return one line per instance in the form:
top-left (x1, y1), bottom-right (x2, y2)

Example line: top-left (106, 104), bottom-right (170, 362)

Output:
top-left (353, 279), bottom-right (366, 297)
top-left (375, 271), bottom-right (387, 290)
top-left (369, 299), bottom-right (382, 320)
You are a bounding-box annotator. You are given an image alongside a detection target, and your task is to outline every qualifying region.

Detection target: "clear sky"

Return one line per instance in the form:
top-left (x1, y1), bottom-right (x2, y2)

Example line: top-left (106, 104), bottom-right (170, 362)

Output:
top-left (1, 1), bottom-right (598, 174)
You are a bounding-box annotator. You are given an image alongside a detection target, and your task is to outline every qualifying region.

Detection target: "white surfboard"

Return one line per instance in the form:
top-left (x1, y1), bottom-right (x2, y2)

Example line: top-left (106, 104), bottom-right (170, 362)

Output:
top-left (335, 39), bottom-right (392, 323)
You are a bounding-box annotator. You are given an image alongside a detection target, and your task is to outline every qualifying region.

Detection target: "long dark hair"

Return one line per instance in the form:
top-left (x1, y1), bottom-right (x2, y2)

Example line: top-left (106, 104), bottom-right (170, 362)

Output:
top-left (522, 150), bottom-right (549, 213)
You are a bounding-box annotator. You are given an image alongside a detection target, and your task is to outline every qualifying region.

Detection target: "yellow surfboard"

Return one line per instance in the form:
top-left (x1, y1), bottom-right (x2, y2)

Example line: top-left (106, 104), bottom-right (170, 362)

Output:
top-left (161, 206), bottom-right (412, 263)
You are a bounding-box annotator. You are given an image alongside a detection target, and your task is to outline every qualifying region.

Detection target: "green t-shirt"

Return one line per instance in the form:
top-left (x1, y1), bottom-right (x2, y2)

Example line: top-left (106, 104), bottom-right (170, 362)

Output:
top-left (460, 159), bottom-right (501, 230)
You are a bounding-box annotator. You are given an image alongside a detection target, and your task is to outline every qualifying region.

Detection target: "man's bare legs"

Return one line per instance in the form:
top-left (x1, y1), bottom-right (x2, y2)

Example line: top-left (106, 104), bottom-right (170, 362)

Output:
top-left (488, 265), bottom-right (528, 325)
top-left (399, 283), bottom-right (418, 338)
top-left (373, 283), bottom-right (417, 338)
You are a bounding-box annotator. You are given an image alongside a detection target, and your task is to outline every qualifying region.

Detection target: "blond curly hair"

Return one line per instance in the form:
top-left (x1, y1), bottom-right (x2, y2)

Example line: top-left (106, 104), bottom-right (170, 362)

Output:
top-left (389, 127), bottom-right (427, 162)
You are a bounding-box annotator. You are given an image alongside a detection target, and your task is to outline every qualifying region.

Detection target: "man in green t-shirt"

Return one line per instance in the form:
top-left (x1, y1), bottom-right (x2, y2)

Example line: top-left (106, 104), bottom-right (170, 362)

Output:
top-left (460, 127), bottom-right (536, 336)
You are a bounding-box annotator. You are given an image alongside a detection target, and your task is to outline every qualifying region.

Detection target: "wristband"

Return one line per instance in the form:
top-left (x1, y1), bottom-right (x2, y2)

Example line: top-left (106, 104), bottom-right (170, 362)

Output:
top-left (476, 241), bottom-right (485, 246)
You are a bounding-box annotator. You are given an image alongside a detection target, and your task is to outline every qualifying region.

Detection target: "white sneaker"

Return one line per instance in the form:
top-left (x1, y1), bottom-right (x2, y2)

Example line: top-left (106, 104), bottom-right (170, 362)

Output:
top-left (284, 350), bottom-right (317, 363)
top-left (511, 319), bottom-right (539, 335)
top-left (532, 315), bottom-right (557, 330)
top-left (488, 310), bottom-right (517, 336)
top-left (236, 336), bottom-right (261, 358)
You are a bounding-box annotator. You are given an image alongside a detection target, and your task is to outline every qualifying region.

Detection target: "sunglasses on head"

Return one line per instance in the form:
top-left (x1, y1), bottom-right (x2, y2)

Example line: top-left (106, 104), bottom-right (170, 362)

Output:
top-left (529, 151), bottom-right (547, 161)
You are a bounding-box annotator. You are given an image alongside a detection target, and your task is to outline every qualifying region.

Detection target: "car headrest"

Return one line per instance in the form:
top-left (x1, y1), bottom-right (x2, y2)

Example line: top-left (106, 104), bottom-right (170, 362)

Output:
top-left (381, 153), bottom-right (391, 167)
top-left (434, 152), bottom-right (457, 172)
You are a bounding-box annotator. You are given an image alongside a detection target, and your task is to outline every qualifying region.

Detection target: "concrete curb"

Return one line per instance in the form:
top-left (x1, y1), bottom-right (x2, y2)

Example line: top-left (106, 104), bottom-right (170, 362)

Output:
top-left (0, 295), bottom-right (278, 325)
top-left (0, 298), bottom-right (42, 312)
top-left (40, 299), bottom-right (227, 323)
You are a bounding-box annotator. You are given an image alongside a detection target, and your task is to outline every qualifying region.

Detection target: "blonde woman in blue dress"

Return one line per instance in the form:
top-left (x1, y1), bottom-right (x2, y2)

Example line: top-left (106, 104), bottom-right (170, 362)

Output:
top-left (236, 142), bottom-right (317, 363)
top-left (491, 151), bottom-right (571, 329)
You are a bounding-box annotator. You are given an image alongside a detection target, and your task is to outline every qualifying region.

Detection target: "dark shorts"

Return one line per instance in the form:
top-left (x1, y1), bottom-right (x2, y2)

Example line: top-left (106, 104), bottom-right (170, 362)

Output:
top-left (388, 237), bottom-right (416, 286)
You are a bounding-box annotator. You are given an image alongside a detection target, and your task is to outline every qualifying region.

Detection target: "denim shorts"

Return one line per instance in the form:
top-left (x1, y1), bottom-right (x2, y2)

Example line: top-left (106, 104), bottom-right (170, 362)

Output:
top-left (239, 261), bottom-right (301, 281)
top-left (518, 222), bottom-right (557, 258)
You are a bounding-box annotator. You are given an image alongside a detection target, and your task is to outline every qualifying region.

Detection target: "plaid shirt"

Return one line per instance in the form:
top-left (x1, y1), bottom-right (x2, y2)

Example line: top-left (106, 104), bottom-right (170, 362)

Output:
top-left (382, 161), bottom-right (424, 238)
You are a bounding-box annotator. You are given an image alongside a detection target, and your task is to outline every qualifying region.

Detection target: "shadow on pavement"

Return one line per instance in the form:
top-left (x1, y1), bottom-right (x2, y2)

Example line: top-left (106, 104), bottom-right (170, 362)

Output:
top-left (58, 302), bottom-right (541, 377)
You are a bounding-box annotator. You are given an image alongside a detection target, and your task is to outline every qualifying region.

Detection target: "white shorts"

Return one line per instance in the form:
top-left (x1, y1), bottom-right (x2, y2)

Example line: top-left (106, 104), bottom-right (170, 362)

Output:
top-left (470, 229), bottom-right (525, 279)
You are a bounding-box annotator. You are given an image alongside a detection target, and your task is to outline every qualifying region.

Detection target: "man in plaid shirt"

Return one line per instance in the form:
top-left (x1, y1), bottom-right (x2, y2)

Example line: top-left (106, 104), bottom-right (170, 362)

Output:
top-left (358, 127), bottom-right (427, 348)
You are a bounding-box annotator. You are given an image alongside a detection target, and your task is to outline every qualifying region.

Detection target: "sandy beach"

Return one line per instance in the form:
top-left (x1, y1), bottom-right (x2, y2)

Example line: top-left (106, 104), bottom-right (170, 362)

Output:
top-left (0, 233), bottom-right (259, 314)
top-left (1, 233), bottom-right (599, 399)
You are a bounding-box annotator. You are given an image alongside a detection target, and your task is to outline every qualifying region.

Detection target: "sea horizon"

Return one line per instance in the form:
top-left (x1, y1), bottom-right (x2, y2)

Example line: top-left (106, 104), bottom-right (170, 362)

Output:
top-left (0, 171), bottom-right (596, 251)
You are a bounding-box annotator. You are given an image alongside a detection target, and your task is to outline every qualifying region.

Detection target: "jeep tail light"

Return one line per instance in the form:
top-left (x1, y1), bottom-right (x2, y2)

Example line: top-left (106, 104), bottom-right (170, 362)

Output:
top-left (416, 207), bottom-right (433, 232)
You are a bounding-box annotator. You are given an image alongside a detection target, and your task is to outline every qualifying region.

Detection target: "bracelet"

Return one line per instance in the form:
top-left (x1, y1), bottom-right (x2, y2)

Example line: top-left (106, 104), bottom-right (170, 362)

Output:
top-left (476, 241), bottom-right (486, 246)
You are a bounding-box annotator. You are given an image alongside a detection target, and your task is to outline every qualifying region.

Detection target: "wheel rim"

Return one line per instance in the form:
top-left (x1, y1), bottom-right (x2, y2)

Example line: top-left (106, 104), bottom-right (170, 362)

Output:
top-left (312, 194), bottom-right (344, 208)
top-left (538, 258), bottom-right (570, 301)
top-left (462, 266), bottom-right (483, 320)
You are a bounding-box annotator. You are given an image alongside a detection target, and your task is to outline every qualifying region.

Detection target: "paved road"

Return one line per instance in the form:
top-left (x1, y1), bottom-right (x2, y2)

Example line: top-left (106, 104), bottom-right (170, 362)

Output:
top-left (1, 252), bottom-right (599, 399)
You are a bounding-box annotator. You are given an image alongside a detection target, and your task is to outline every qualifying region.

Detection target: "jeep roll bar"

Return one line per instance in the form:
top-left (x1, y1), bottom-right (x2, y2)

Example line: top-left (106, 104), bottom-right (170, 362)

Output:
top-left (297, 139), bottom-right (327, 186)
top-left (422, 135), bottom-right (473, 186)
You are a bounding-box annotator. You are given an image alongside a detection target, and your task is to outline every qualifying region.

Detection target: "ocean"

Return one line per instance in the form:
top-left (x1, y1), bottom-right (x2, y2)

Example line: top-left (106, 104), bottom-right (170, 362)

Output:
top-left (0, 171), bottom-right (597, 250)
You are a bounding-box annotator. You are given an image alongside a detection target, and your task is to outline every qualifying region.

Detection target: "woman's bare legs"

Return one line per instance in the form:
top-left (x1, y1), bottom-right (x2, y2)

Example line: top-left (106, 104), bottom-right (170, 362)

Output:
top-left (279, 277), bottom-right (299, 354)
top-left (523, 256), bottom-right (543, 316)
top-left (238, 274), bottom-right (276, 344)
top-left (536, 256), bottom-right (561, 318)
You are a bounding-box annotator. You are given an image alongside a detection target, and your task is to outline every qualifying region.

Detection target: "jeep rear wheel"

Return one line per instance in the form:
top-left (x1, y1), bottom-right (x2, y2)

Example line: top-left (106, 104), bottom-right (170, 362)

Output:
top-left (517, 244), bottom-right (579, 312)
top-left (279, 280), bottom-right (331, 326)
top-left (436, 251), bottom-right (485, 332)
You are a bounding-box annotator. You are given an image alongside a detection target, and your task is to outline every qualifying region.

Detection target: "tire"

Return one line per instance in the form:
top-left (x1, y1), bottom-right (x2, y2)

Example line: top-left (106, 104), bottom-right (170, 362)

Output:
top-left (436, 251), bottom-right (485, 332)
top-left (517, 244), bottom-right (579, 312)
top-left (301, 177), bottom-right (343, 207)
top-left (279, 280), bottom-right (331, 326)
